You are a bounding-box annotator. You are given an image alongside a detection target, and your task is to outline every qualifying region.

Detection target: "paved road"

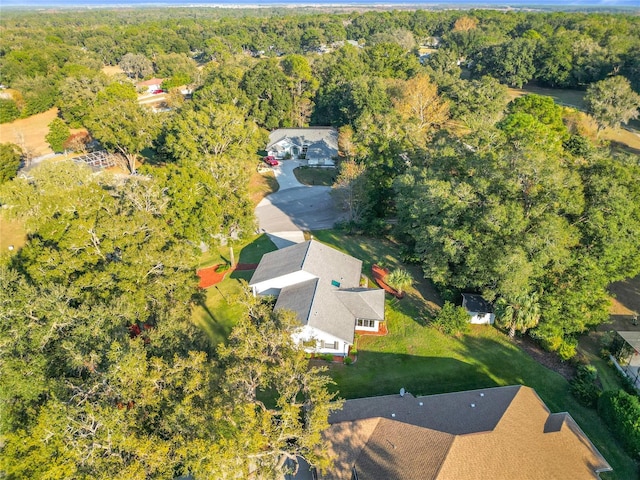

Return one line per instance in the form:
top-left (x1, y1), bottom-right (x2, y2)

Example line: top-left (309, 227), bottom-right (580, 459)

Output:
top-left (255, 160), bottom-right (345, 248)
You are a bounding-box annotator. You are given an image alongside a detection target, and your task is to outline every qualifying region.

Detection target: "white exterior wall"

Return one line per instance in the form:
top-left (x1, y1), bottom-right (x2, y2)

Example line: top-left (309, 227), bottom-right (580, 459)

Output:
top-left (468, 311), bottom-right (495, 325)
top-left (292, 325), bottom-right (351, 357)
top-left (252, 271), bottom-right (317, 295)
top-left (354, 320), bottom-right (379, 332)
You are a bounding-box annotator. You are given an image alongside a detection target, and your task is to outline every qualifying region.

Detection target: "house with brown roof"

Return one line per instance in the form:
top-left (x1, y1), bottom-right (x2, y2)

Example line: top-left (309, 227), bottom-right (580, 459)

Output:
top-left (249, 240), bottom-right (385, 357)
top-left (293, 385), bottom-right (611, 479)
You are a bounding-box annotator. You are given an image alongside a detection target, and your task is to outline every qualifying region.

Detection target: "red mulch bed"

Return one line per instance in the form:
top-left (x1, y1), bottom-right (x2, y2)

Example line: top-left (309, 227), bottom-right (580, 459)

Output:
top-left (355, 322), bottom-right (388, 337)
top-left (196, 263), bottom-right (258, 289)
top-left (371, 264), bottom-right (404, 299)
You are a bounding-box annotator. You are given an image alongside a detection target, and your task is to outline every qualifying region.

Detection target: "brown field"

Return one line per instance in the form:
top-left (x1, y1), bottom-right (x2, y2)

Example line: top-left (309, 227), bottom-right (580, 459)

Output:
top-left (0, 108), bottom-right (58, 157)
top-left (102, 65), bottom-right (125, 77)
top-left (0, 108), bottom-right (89, 159)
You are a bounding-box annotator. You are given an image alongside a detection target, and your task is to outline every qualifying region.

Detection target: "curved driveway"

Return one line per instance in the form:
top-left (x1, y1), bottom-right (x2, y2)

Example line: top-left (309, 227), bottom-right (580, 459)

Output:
top-left (256, 160), bottom-right (345, 248)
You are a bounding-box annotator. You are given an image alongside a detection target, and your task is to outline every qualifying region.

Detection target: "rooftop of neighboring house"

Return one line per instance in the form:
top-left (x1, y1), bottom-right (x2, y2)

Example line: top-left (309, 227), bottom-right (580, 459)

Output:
top-left (136, 78), bottom-right (165, 86)
top-left (318, 385), bottom-right (611, 480)
top-left (462, 293), bottom-right (493, 313)
top-left (267, 127), bottom-right (338, 151)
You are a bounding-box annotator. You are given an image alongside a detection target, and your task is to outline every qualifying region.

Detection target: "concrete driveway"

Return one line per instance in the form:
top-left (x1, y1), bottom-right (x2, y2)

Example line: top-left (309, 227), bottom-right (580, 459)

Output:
top-left (256, 160), bottom-right (345, 248)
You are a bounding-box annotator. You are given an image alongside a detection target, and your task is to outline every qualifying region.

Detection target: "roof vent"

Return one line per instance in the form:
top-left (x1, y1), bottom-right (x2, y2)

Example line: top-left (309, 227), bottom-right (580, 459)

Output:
top-left (400, 387), bottom-right (405, 397)
top-left (391, 413), bottom-right (396, 418)
top-left (470, 403), bottom-right (476, 408)
top-left (419, 402), bottom-right (423, 406)
top-left (480, 393), bottom-right (485, 397)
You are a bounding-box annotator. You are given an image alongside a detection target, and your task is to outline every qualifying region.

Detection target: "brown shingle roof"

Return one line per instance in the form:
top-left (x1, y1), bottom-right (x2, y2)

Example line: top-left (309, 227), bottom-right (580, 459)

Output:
top-left (319, 386), bottom-right (611, 480)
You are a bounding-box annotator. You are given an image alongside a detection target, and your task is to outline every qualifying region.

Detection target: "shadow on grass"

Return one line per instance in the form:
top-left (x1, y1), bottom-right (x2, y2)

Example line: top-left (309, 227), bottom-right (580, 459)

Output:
top-left (236, 234), bottom-right (277, 264)
top-left (325, 350), bottom-right (499, 400)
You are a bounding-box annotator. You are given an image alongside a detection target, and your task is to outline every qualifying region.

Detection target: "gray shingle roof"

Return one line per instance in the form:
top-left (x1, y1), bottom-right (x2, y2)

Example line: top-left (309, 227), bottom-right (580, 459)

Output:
top-left (275, 279), bottom-right (318, 325)
top-left (249, 240), bottom-right (384, 345)
top-left (335, 288), bottom-right (385, 321)
top-left (267, 128), bottom-right (338, 151)
top-left (249, 242), bottom-right (311, 285)
top-left (462, 293), bottom-right (493, 313)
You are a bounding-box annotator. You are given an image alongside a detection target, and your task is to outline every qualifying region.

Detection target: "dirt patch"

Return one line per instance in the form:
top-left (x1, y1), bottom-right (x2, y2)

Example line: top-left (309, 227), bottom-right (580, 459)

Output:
top-left (609, 275), bottom-right (640, 317)
top-left (102, 65), bottom-right (124, 77)
top-left (0, 108), bottom-right (58, 157)
top-left (514, 336), bottom-right (576, 381)
top-left (0, 108), bottom-right (89, 159)
top-left (0, 214), bottom-right (26, 253)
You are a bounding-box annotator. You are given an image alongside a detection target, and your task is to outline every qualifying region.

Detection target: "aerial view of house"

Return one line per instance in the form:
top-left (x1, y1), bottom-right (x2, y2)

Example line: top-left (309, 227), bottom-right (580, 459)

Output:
top-left (266, 127), bottom-right (339, 166)
top-left (249, 240), bottom-right (385, 356)
top-left (293, 385), bottom-right (611, 480)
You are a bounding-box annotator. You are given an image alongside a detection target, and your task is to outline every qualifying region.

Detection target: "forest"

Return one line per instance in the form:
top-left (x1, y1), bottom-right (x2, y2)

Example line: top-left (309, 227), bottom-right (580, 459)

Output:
top-left (1, 6), bottom-right (640, 479)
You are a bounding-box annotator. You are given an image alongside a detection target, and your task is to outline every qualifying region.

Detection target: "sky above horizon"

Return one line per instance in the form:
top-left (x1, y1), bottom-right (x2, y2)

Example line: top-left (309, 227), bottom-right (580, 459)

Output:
top-left (2, 0), bottom-right (639, 7)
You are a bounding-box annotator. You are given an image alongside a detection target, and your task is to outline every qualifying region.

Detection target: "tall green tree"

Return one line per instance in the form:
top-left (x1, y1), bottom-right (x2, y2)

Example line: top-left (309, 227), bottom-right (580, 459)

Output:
top-left (585, 76), bottom-right (640, 132)
top-left (0, 143), bottom-right (22, 184)
top-left (45, 117), bottom-right (70, 153)
top-left (86, 97), bottom-right (161, 173)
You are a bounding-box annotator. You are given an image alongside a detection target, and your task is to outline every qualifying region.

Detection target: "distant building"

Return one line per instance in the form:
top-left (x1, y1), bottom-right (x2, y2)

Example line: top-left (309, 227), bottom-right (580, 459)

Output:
top-left (266, 128), bottom-right (338, 166)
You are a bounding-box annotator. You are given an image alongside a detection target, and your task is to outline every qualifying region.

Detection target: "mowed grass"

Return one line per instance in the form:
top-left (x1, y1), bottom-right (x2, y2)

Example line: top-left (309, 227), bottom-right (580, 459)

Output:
top-left (293, 166), bottom-right (337, 186)
top-left (192, 234), bottom-right (277, 346)
top-left (313, 230), bottom-right (638, 480)
top-left (0, 214), bottom-right (27, 259)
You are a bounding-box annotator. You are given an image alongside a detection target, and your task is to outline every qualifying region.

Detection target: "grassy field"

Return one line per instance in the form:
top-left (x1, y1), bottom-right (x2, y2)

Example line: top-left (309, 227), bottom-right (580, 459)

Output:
top-left (192, 234), bottom-right (277, 346)
top-left (0, 214), bottom-right (26, 260)
top-left (293, 166), bottom-right (337, 186)
top-left (311, 230), bottom-right (638, 480)
top-left (249, 169), bottom-right (279, 206)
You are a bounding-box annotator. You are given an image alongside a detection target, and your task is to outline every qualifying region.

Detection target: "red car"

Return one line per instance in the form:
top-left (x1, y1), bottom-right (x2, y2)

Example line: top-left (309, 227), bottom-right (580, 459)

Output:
top-left (150, 89), bottom-right (164, 95)
top-left (263, 156), bottom-right (279, 166)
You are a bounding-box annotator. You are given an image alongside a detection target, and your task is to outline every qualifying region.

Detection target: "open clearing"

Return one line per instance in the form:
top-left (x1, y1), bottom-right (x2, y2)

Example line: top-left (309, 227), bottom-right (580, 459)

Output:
top-left (509, 85), bottom-right (640, 153)
top-left (0, 107), bottom-right (89, 158)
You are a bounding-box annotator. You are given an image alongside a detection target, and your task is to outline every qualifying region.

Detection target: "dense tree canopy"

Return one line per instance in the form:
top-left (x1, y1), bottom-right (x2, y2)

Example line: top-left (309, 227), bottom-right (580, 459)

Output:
top-left (0, 162), bottom-right (337, 478)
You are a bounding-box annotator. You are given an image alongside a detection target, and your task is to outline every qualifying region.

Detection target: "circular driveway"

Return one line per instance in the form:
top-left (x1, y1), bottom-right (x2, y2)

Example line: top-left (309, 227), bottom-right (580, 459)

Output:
top-left (255, 160), bottom-right (346, 247)
top-left (256, 185), bottom-right (344, 231)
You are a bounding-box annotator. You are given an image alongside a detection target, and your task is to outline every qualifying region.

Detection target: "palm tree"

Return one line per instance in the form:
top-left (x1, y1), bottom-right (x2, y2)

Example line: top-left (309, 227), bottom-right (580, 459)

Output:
top-left (495, 292), bottom-right (541, 339)
top-left (385, 268), bottom-right (413, 296)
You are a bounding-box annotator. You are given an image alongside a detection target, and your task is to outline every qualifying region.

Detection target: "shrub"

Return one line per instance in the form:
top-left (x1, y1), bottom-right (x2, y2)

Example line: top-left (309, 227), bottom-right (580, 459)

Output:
top-left (432, 301), bottom-right (470, 336)
top-left (319, 353), bottom-right (334, 362)
top-left (0, 98), bottom-right (20, 124)
top-left (570, 364), bottom-right (601, 408)
top-left (598, 390), bottom-right (640, 459)
top-left (343, 356), bottom-right (353, 365)
top-left (215, 263), bottom-right (231, 273)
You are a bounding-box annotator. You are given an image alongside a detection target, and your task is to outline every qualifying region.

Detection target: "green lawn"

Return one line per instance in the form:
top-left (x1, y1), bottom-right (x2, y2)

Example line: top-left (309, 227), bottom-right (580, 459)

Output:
top-left (293, 166), bottom-right (337, 186)
top-left (192, 234), bottom-right (277, 346)
top-left (0, 214), bottom-right (27, 257)
top-left (194, 229), bottom-right (638, 478)
top-left (197, 233), bottom-right (277, 269)
top-left (313, 230), bottom-right (638, 480)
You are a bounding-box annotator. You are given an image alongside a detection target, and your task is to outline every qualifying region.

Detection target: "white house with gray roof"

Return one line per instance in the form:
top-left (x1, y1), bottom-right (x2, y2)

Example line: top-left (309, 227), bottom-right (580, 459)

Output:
top-left (462, 293), bottom-right (495, 325)
top-left (266, 128), bottom-right (338, 166)
top-left (249, 240), bottom-right (385, 356)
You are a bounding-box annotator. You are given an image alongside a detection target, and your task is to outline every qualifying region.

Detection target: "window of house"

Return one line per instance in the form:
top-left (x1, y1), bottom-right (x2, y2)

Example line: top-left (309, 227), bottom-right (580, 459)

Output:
top-left (356, 319), bottom-right (376, 328)
top-left (321, 340), bottom-right (338, 349)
